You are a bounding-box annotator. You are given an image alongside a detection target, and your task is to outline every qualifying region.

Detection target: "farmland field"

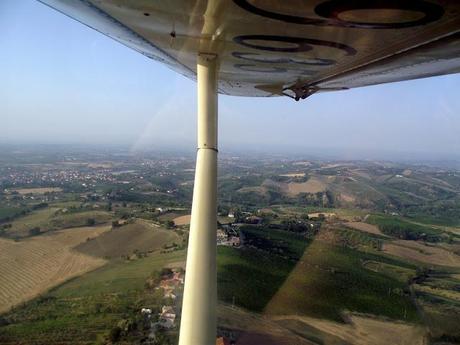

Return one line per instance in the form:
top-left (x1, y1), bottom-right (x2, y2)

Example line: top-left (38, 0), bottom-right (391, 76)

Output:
top-left (345, 221), bottom-right (387, 236)
top-left (12, 187), bottom-right (63, 195)
top-left (217, 237), bottom-right (419, 322)
top-left (75, 220), bottom-right (180, 258)
top-left (383, 240), bottom-right (460, 267)
top-left (0, 250), bottom-right (186, 344)
top-left (5, 207), bottom-right (60, 237)
top-left (367, 214), bottom-right (445, 242)
top-left (173, 214), bottom-right (191, 226)
top-left (0, 225), bottom-right (109, 313)
top-left (286, 177), bottom-right (327, 196)
top-left (2, 150), bottom-right (460, 344)
top-left (3, 207), bottom-right (112, 238)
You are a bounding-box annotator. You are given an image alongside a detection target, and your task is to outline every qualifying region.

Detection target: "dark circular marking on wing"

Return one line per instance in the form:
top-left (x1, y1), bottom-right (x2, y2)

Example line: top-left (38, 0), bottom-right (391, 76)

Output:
top-left (232, 52), bottom-right (335, 66)
top-left (233, 35), bottom-right (356, 56)
top-left (234, 64), bottom-right (287, 73)
top-left (315, 0), bottom-right (444, 29)
top-left (233, 0), bottom-right (324, 26)
top-left (233, 0), bottom-right (444, 28)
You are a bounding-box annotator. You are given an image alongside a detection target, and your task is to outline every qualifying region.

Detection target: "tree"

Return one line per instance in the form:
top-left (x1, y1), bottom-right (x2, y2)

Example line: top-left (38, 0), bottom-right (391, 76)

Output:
top-left (109, 326), bottom-right (121, 342)
top-left (28, 227), bottom-right (41, 236)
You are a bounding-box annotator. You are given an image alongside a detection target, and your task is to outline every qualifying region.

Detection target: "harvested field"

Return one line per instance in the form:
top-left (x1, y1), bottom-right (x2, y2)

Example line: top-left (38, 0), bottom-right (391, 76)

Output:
top-left (0, 226), bottom-right (108, 313)
top-left (237, 186), bottom-right (268, 196)
top-left (218, 304), bottom-right (425, 345)
top-left (87, 163), bottom-right (112, 169)
top-left (158, 211), bottom-right (188, 222)
top-left (173, 214), bottom-right (191, 226)
top-left (308, 212), bottom-right (336, 219)
top-left (218, 304), bottom-right (316, 345)
top-left (383, 240), bottom-right (460, 267)
top-left (339, 193), bottom-right (356, 203)
top-left (75, 220), bottom-right (179, 258)
top-left (286, 177), bottom-right (327, 196)
top-left (279, 173), bottom-right (306, 178)
top-left (273, 314), bottom-right (426, 345)
top-left (12, 187), bottom-right (62, 195)
top-left (415, 284), bottom-right (460, 302)
top-left (345, 222), bottom-right (387, 237)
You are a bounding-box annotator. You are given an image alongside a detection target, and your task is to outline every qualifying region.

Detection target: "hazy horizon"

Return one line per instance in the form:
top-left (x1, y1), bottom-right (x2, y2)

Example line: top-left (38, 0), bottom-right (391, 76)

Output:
top-left (2, 0), bottom-right (460, 161)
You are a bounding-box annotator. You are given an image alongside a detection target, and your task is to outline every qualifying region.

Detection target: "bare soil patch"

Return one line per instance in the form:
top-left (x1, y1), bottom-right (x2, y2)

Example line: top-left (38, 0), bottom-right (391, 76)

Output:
top-left (339, 193), bottom-right (356, 203)
top-left (173, 214), bottom-right (191, 226)
top-left (286, 177), bottom-right (327, 196)
top-left (345, 222), bottom-right (387, 237)
top-left (383, 240), bottom-right (460, 267)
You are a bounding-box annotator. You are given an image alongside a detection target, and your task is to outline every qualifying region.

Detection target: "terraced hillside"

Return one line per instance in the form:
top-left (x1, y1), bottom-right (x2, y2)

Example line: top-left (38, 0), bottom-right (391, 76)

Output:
top-left (0, 225), bottom-right (109, 313)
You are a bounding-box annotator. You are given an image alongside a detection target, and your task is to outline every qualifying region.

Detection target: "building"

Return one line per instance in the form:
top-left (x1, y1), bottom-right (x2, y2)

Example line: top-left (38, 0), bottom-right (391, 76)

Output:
top-left (159, 306), bottom-right (176, 329)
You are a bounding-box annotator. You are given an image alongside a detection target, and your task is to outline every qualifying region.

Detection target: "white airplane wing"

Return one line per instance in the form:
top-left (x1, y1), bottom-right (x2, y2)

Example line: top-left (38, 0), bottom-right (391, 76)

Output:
top-left (38, 0), bottom-right (460, 100)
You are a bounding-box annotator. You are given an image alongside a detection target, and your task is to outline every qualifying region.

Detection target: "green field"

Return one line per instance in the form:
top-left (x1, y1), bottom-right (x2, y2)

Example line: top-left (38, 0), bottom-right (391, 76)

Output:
top-left (217, 246), bottom-right (295, 312)
top-left (5, 207), bottom-right (60, 237)
top-left (49, 210), bottom-right (112, 229)
top-left (334, 227), bottom-right (384, 251)
top-left (367, 214), bottom-right (446, 242)
top-left (240, 225), bottom-right (310, 259)
top-left (4, 207), bottom-right (112, 238)
top-left (217, 228), bottom-right (419, 322)
top-left (0, 206), bottom-right (29, 223)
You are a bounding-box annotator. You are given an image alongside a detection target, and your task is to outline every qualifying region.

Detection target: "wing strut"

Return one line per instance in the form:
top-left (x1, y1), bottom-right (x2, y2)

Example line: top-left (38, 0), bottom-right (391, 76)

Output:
top-left (179, 53), bottom-right (218, 345)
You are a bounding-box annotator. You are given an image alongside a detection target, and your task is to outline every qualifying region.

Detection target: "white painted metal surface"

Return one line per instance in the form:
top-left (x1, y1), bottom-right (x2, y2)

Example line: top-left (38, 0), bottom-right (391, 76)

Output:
top-left (37, 0), bottom-right (460, 98)
top-left (178, 54), bottom-right (218, 345)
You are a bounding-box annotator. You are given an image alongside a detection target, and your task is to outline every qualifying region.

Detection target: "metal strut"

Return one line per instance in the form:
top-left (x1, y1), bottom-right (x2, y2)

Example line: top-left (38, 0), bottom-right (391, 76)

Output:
top-left (178, 53), bottom-right (218, 345)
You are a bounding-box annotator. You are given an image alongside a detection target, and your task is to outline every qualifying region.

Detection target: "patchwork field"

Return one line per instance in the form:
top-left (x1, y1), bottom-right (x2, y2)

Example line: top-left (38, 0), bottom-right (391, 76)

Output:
top-left (0, 225), bottom-right (109, 313)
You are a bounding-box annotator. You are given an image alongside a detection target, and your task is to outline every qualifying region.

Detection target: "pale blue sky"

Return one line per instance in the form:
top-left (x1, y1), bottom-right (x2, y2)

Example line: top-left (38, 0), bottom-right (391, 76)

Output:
top-left (1, 0), bottom-right (460, 160)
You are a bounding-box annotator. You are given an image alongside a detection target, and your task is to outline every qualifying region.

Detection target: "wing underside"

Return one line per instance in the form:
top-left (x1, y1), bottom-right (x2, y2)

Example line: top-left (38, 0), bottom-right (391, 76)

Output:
top-left (38, 0), bottom-right (460, 99)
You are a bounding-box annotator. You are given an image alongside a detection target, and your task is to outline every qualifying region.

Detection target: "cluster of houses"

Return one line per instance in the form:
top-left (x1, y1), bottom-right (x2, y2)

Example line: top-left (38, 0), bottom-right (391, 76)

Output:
top-left (217, 225), bottom-right (241, 247)
top-left (157, 269), bottom-right (184, 329)
top-left (217, 228), bottom-right (240, 247)
top-left (142, 267), bottom-right (184, 342)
